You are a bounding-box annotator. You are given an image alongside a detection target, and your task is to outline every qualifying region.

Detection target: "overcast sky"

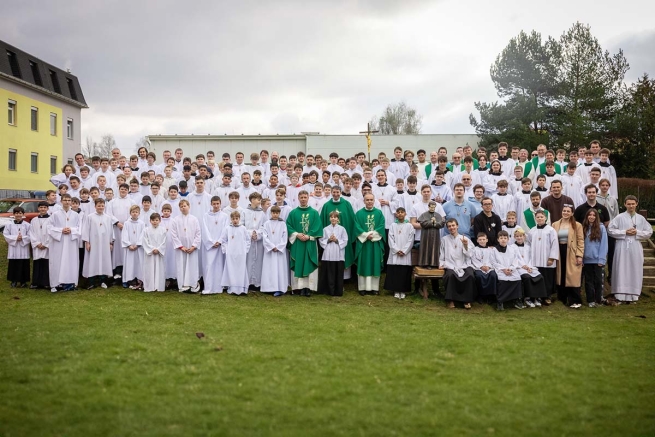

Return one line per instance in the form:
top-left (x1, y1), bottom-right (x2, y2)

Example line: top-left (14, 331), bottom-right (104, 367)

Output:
top-left (2, 0), bottom-right (653, 153)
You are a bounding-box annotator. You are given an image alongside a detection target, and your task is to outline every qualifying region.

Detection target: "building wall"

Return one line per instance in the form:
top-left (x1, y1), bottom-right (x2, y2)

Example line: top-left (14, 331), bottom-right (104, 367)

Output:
top-left (1, 77), bottom-right (82, 168)
top-left (147, 134), bottom-right (481, 163)
top-left (1, 85), bottom-right (64, 190)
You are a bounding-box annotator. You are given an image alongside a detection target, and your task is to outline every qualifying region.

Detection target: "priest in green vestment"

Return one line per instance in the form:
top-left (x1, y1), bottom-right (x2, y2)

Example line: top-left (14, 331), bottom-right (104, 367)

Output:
top-left (354, 193), bottom-right (386, 295)
top-left (287, 190), bottom-right (323, 296)
top-left (319, 186), bottom-right (356, 269)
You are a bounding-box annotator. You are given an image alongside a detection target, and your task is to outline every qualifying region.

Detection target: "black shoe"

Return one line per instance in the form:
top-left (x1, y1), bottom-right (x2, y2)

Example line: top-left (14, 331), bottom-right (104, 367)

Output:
top-left (87, 284), bottom-right (96, 290)
top-left (359, 290), bottom-right (366, 296)
top-left (372, 291), bottom-right (379, 296)
top-left (304, 288), bottom-right (311, 297)
top-left (497, 302), bottom-right (504, 311)
top-left (30, 284), bottom-right (38, 289)
top-left (10, 282), bottom-right (17, 288)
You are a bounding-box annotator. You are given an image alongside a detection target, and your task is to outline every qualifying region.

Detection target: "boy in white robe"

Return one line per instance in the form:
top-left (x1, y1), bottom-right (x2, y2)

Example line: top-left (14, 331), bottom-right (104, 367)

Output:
top-left (48, 194), bottom-right (81, 291)
top-left (142, 213), bottom-right (167, 292)
top-left (491, 231), bottom-right (524, 311)
top-left (491, 180), bottom-right (514, 222)
top-left (223, 191), bottom-right (245, 225)
top-left (513, 228), bottom-right (548, 307)
top-left (166, 186), bottom-right (182, 218)
top-left (3, 207), bottom-right (31, 287)
top-left (28, 202), bottom-right (51, 289)
top-left (243, 192), bottom-right (266, 290)
top-left (608, 195), bottom-right (653, 303)
top-left (82, 199), bottom-right (115, 289)
top-left (527, 211), bottom-right (559, 304)
top-left (159, 204), bottom-right (177, 289)
top-left (170, 199), bottom-right (202, 293)
top-left (121, 205), bottom-right (145, 289)
top-left (471, 233), bottom-right (497, 303)
top-left (201, 197), bottom-right (229, 294)
top-left (318, 210), bottom-right (349, 297)
top-left (111, 183), bottom-right (136, 280)
top-left (219, 211), bottom-right (251, 295)
top-left (383, 208), bottom-right (415, 299)
top-left (261, 206), bottom-right (290, 296)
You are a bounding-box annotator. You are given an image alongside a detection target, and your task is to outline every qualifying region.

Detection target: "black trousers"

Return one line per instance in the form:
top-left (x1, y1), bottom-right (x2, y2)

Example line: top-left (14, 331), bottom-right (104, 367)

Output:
top-left (557, 244), bottom-right (581, 305)
top-left (583, 264), bottom-right (604, 304)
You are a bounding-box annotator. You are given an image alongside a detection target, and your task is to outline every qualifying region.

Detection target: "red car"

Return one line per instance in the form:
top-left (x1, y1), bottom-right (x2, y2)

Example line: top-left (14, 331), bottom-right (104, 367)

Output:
top-left (0, 198), bottom-right (43, 231)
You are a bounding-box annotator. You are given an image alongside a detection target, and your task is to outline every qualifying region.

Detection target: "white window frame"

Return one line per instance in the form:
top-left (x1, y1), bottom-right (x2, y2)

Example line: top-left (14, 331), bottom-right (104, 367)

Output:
top-left (50, 112), bottom-right (57, 136)
top-left (31, 106), bottom-right (38, 131)
top-left (66, 118), bottom-right (73, 140)
top-left (50, 155), bottom-right (57, 175)
top-left (8, 149), bottom-right (17, 171)
top-left (31, 152), bottom-right (38, 173)
top-left (8, 100), bottom-right (16, 126)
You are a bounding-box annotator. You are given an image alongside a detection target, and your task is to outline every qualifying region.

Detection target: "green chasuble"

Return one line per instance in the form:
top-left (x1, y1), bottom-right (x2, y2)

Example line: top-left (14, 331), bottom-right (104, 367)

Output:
top-left (319, 199), bottom-right (356, 268)
top-left (287, 206), bottom-right (323, 278)
top-left (519, 161), bottom-right (534, 178)
top-left (354, 207), bottom-right (386, 277)
top-left (522, 208), bottom-right (549, 229)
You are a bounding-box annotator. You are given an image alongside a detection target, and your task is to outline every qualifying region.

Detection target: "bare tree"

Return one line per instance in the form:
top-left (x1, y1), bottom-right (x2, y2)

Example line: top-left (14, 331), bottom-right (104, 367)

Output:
top-left (135, 136), bottom-right (149, 150)
top-left (81, 134), bottom-right (116, 158)
top-left (370, 101), bottom-right (423, 135)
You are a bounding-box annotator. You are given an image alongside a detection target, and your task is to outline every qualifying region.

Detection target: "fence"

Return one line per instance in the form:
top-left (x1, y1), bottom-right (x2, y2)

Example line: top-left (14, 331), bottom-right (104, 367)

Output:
top-left (617, 178), bottom-right (655, 218)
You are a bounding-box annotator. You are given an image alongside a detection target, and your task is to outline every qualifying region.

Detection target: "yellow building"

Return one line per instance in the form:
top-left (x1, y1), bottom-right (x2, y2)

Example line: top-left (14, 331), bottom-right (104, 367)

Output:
top-left (1, 40), bottom-right (87, 192)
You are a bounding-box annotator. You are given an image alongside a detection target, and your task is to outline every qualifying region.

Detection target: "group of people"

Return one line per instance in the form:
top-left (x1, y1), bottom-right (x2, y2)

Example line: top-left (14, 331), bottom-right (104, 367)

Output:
top-left (4, 140), bottom-right (651, 309)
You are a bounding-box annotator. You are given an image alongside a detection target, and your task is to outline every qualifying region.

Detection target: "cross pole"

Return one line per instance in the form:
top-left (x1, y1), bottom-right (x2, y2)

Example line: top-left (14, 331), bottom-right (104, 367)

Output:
top-left (359, 122), bottom-right (379, 162)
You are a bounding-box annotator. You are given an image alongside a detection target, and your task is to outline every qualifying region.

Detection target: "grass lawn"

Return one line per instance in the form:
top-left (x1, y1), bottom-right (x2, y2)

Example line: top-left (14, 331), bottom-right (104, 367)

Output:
top-left (1, 239), bottom-right (654, 437)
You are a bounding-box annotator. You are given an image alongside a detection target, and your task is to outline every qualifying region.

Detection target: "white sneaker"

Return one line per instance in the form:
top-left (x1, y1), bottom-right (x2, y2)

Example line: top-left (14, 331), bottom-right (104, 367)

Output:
top-left (191, 282), bottom-right (201, 292)
top-left (400, 293), bottom-right (406, 299)
top-left (524, 299), bottom-right (536, 308)
top-left (100, 283), bottom-right (108, 289)
top-left (534, 298), bottom-right (542, 307)
top-left (394, 293), bottom-right (400, 299)
top-left (113, 274), bottom-right (121, 280)
top-left (51, 287), bottom-right (58, 293)
top-left (570, 303), bottom-right (581, 309)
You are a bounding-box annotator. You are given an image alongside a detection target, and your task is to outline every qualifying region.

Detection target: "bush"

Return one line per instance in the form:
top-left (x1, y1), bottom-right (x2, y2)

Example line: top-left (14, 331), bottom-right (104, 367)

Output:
top-left (617, 178), bottom-right (655, 217)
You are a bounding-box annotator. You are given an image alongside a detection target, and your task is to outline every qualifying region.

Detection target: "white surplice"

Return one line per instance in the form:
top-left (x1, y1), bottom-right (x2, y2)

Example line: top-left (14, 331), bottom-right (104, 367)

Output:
top-left (160, 216), bottom-right (177, 279)
top-left (169, 213), bottom-right (202, 288)
top-left (527, 225), bottom-right (559, 268)
top-left (142, 224), bottom-right (167, 291)
top-left (121, 218), bottom-right (145, 281)
top-left (439, 233), bottom-right (473, 277)
top-left (82, 212), bottom-right (115, 277)
top-left (29, 216), bottom-right (50, 260)
top-left (111, 196), bottom-right (135, 269)
top-left (608, 212), bottom-right (653, 301)
top-left (491, 245), bottom-right (522, 281)
top-left (219, 224), bottom-right (251, 294)
top-left (3, 221), bottom-right (31, 259)
top-left (243, 206), bottom-right (266, 287)
top-left (48, 209), bottom-right (81, 285)
top-left (201, 210), bottom-right (229, 294)
top-left (387, 222), bottom-right (414, 266)
top-left (261, 219), bottom-right (289, 293)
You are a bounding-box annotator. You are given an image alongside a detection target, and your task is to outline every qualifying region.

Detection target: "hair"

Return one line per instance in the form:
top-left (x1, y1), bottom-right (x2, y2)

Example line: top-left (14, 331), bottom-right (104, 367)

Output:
top-left (550, 180), bottom-right (562, 187)
top-left (583, 209), bottom-right (602, 242)
top-left (142, 195), bottom-right (152, 203)
top-left (496, 180), bottom-right (508, 188)
top-left (536, 175), bottom-right (546, 181)
top-left (94, 198), bottom-right (106, 206)
top-left (445, 218), bottom-right (458, 227)
top-left (395, 207), bottom-right (406, 213)
top-left (530, 191), bottom-right (541, 199)
top-left (249, 192), bottom-right (262, 201)
top-left (584, 184), bottom-right (598, 194)
top-left (60, 193), bottom-right (72, 201)
top-left (270, 205), bottom-right (281, 214)
top-left (161, 204), bottom-right (172, 212)
top-left (12, 206), bottom-right (25, 214)
top-left (598, 178), bottom-right (611, 187)
top-left (179, 199), bottom-right (190, 207)
top-left (624, 194), bottom-right (638, 204)
top-left (228, 191), bottom-right (240, 199)
top-left (79, 188), bottom-right (90, 195)
top-left (473, 184), bottom-right (485, 193)
top-left (535, 210), bottom-right (546, 218)
top-left (506, 211), bottom-right (517, 218)
top-left (230, 211), bottom-right (241, 220)
top-left (476, 232), bottom-right (487, 239)
top-left (407, 175), bottom-right (417, 184)
top-left (329, 210), bottom-right (341, 219)
top-left (590, 167), bottom-right (601, 174)
top-left (497, 230), bottom-right (509, 238)
top-left (521, 177), bottom-right (532, 184)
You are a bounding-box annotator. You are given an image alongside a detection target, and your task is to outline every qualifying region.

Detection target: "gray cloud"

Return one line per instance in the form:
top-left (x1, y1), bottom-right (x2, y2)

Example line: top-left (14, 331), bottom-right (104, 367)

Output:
top-left (1, 1), bottom-right (653, 152)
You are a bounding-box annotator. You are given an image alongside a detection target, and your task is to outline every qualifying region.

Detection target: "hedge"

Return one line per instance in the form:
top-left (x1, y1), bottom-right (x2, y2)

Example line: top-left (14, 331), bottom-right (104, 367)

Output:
top-left (617, 178), bottom-right (655, 218)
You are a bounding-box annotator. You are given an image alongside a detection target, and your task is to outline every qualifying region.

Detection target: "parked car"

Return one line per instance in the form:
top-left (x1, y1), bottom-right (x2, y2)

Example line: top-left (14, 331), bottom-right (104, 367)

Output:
top-left (0, 198), bottom-right (42, 232)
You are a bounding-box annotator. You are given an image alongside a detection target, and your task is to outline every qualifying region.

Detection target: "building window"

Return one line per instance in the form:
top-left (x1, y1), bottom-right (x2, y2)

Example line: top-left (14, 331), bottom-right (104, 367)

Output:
top-left (50, 156), bottom-right (57, 175)
top-left (30, 61), bottom-right (43, 87)
top-left (67, 118), bottom-right (73, 139)
top-left (50, 113), bottom-right (57, 136)
top-left (66, 78), bottom-right (78, 101)
top-left (8, 100), bottom-right (16, 125)
top-left (7, 51), bottom-right (21, 78)
top-left (8, 149), bottom-right (17, 171)
top-left (49, 70), bottom-right (61, 94)
top-left (31, 153), bottom-right (38, 173)
top-left (31, 107), bottom-right (38, 131)
top-left (67, 158), bottom-right (73, 165)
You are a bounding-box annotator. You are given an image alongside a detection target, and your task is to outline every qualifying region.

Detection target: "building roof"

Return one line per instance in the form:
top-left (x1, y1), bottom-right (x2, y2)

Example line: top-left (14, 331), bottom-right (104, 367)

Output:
top-left (0, 40), bottom-right (88, 108)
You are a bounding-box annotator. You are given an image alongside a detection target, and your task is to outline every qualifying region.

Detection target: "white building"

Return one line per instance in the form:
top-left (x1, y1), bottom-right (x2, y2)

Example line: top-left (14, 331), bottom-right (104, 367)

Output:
top-left (146, 133), bottom-right (481, 160)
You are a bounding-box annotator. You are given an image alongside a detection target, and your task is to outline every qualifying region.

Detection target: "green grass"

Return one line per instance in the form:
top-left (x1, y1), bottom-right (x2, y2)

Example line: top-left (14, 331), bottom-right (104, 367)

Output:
top-left (1, 239), bottom-right (655, 437)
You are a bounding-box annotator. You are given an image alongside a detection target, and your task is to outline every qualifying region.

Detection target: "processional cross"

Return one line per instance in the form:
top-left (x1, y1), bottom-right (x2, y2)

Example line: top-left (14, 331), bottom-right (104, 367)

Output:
top-left (359, 122), bottom-right (379, 162)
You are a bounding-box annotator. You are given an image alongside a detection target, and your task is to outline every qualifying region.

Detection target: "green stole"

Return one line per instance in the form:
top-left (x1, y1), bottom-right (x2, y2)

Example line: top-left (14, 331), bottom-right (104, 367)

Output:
top-left (354, 207), bottom-right (386, 277)
top-left (523, 208), bottom-right (549, 229)
top-left (286, 206), bottom-right (323, 277)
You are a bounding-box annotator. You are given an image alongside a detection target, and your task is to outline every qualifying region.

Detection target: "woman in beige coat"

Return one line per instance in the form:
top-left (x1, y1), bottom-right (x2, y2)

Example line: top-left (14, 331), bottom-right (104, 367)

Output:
top-left (551, 204), bottom-right (585, 308)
